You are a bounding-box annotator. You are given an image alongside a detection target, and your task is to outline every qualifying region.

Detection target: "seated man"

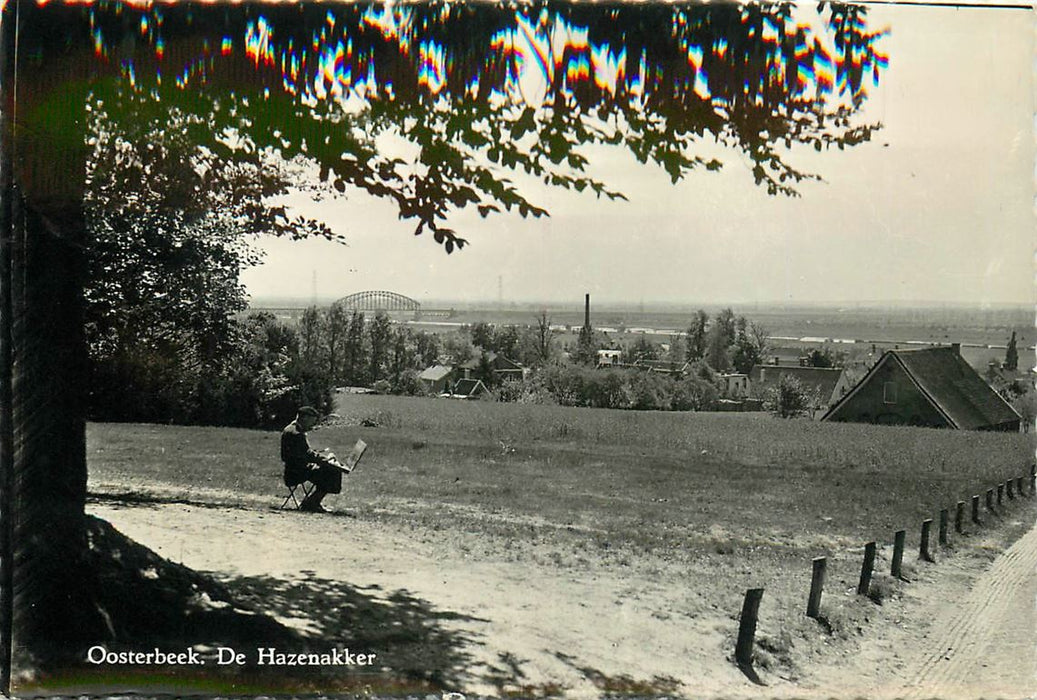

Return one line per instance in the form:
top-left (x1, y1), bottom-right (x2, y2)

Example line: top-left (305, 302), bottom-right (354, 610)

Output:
top-left (281, 406), bottom-right (342, 512)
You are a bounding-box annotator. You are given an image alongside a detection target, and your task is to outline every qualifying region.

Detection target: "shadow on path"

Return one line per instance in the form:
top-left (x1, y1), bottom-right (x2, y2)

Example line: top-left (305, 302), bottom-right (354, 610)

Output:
top-left (223, 571), bottom-right (486, 690)
top-left (16, 515), bottom-right (484, 696)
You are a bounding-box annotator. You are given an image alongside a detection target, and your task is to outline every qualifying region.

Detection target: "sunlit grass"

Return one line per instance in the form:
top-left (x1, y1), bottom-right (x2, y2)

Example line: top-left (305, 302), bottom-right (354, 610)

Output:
top-left (88, 392), bottom-right (1032, 562)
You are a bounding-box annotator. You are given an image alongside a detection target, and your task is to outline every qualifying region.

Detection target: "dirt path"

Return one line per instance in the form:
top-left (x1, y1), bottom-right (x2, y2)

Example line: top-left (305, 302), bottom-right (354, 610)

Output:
top-left (86, 497), bottom-right (1037, 698)
top-left (899, 516), bottom-right (1037, 699)
top-left (799, 510), bottom-right (1037, 700)
top-left (87, 499), bottom-right (750, 697)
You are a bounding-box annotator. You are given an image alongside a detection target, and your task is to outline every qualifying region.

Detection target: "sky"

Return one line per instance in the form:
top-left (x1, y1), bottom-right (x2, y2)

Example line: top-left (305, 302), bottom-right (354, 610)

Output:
top-left (240, 3), bottom-right (1034, 308)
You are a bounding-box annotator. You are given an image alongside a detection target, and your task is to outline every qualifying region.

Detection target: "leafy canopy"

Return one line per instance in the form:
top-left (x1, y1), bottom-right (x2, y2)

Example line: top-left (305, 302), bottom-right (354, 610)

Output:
top-left (77, 2), bottom-right (888, 252)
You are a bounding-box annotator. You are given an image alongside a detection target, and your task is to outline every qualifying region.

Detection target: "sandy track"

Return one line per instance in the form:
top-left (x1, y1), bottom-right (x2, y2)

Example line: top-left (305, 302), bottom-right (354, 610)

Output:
top-left (85, 497), bottom-right (1037, 699)
top-left (86, 500), bottom-right (750, 697)
top-left (900, 517), bottom-right (1037, 699)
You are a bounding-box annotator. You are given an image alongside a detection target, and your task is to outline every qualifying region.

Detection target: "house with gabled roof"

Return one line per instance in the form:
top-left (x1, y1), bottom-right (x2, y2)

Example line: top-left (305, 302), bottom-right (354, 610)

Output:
top-left (418, 364), bottom-right (455, 394)
top-left (458, 352), bottom-right (524, 383)
top-left (822, 344), bottom-right (1021, 431)
top-left (451, 378), bottom-right (488, 399)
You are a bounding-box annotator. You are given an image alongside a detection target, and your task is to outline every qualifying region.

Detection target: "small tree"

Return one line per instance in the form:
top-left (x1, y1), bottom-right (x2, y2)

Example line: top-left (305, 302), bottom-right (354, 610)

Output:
top-left (1005, 331), bottom-right (1019, 371)
top-left (528, 312), bottom-right (555, 367)
top-left (1011, 391), bottom-right (1035, 432)
top-left (805, 347), bottom-right (834, 368)
top-left (573, 323), bottom-right (597, 366)
top-left (685, 309), bottom-right (709, 362)
top-left (627, 334), bottom-right (659, 363)
top-left (475, 351), bottom-right (497, 388)
top-left (671, 375), bottom-right (719, 411)
top-left (768, 374), bottom-right (814, 418)
top-left (443, 333), bottom-right (477, 365)
top-left (414, 331), bottom-right (440, 368)
top-left (468, 321), bottom-right (494, 350)
top-left (492, 325), bottom-right (521, 359)
top-left (731, 317), bottom-right (766, 374)
top-left (367, 312), bottom-right (392, 383)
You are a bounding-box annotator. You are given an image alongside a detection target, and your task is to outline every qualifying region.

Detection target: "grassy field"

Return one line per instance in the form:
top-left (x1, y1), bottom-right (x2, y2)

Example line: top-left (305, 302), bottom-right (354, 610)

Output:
top-left (88, 391), bottom-right (1033, 580)
top-left (84, 393), bottom-right (1037, 690)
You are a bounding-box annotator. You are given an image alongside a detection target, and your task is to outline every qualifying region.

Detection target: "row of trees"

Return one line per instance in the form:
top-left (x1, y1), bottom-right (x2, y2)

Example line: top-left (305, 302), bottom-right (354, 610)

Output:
top-left (295, 306), bottom-right (440, 392)
top-left (496, 362), bottom-right (720, 411)
top-left (684, 309), bottom-right (768, 374)
top-left (88, 311), bottom-right (332, 430)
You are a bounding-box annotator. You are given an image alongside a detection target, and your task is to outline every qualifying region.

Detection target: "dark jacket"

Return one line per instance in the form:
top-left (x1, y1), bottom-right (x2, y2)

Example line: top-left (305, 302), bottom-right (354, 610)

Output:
top-left (281, 420), bottom-right (321, 485)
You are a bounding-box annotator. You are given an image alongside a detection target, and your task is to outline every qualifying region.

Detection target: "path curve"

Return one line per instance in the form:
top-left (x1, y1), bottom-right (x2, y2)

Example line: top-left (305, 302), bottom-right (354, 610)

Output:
top-left (900, 514), bottom-right (1037, 699)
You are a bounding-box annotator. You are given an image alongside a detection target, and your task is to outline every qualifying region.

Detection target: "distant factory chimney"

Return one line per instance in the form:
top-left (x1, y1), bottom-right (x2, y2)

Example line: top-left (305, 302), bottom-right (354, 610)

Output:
top-left (584, 293), bottom-right (591, 330)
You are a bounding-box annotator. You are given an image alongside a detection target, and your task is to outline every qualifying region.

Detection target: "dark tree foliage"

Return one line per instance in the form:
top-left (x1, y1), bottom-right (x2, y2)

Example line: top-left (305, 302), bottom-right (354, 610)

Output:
top-left (82, 92), bottom-right (336, 423)
top-left (367, 312), bottom-right (394, 383)
top-left (1005, 331), bottom-right (1018, 371)
top-left (573, 323), bottom-right (597, 366)
top-left (805, 345), bottom-right (844, 368)
top-left (474, 351), bottom-right (498, 389)
top-left (731, 318), bottom-right (766, 374)
top-left (468, 322), bottom-right (495, 351)
top-left (768, 373), bottom-right (815, 418)
top-left (686, 309), bottom-right (709, 363)
top-left (627, 334), bottom-right (660, 364)
top-left (414, 330), bottom-right (440, 368)
top-left (77, 2), bottom-right (887, 252)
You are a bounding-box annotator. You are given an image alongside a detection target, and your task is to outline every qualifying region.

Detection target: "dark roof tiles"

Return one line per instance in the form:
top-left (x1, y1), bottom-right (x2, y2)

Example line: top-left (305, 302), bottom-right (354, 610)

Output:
top-left (891, 347), bottom-right (1019, 430)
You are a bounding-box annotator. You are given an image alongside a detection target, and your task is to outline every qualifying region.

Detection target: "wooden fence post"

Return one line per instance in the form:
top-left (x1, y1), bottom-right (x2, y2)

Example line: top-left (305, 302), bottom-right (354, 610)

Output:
top-left (955, 501), bottom-right (965, 534)
top-left (997, 483), bottom-right (1004, 506)
top-left (891, 530), bottom-right (906, 579)
top-left (971, 495), bottom-right (981, 525)
top-left (938, 509), bottom-right (948, 546)
top-left (920, 519), bottom-right (934, 562)
top-left (1007, 479), bottom-right (1015, 500)
top-left (858, 542), bottom-right (876, 596)
top-left (986, 488), bottom-right (994, 513)
top-left (807, 557), bottom-right (826, 619)
top-left (735, 588), bottom-right (764, 668)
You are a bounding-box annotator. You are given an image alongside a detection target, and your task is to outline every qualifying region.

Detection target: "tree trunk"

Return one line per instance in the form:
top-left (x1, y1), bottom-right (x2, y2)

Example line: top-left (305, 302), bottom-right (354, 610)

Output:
top-left (1, 2), bottom-right (96, 681)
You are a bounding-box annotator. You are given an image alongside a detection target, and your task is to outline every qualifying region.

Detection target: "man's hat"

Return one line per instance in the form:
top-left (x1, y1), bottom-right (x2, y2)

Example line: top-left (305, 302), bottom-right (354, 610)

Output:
top-left (297, 406), bottom-right (319, 418)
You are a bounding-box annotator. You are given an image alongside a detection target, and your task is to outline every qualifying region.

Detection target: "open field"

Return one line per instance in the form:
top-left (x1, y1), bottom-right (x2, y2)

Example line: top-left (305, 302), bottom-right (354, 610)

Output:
top-left (81, 393), bottom-right (1037, 696)
top-left (90, 393), bottom-right (1033, 556)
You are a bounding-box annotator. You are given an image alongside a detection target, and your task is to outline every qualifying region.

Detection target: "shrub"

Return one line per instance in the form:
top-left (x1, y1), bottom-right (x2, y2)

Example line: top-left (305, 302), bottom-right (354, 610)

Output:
top-left (627, 371), bottom-right (672, 411)
top-left (493, 378), bottom-right (527, 403)
top-left (585, 370), bottom-right (630, 409)
top-left (390, 369), bottom-right (422, 396)
top-left (672, 375), bottom-right (719, 411)
top-left (767, 374), bottom-right (814, 419)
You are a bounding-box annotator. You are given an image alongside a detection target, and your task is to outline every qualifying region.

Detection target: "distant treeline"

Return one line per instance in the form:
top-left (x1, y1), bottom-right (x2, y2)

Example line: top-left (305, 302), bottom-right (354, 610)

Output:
top-left (88, 301), bottom-right (809, 426)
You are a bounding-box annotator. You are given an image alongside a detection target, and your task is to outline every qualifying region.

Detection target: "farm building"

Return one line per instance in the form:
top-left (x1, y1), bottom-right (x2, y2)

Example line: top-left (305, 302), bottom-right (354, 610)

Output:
top-left (418, 365), bottom-right (454, 394)
top-left (597, 349), bottom-right (623, 367)
top-left (458, 352), bottom-right (524, 383)
top-left (821, 345), bottom-right (1021, 431)
top-left (451, 378), bottom-right (489, 399)
top-left (749, 365), bottom-right (847, 409)
top-left (720, 373), bottom-right (750, 399)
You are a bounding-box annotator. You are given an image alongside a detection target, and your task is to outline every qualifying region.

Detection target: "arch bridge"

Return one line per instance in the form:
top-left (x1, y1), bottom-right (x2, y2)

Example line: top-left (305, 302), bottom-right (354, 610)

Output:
top-left (334, 290), bottom-right (421, 315)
